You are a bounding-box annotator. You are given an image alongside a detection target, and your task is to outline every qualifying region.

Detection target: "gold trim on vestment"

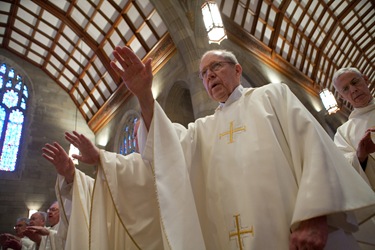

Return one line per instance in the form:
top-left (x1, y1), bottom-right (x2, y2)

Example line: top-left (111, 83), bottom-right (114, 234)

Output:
top-left (88, 157), bottom-right (141, 249)
top-left (229, 214), bottom-right (254, 250)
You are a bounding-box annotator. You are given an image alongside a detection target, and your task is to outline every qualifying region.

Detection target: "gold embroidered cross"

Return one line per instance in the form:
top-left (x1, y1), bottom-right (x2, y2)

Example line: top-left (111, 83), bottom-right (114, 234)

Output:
top-left (229, 214), bottom-right (254, 250)
top-left (219, 121), bottom-right (246, 144)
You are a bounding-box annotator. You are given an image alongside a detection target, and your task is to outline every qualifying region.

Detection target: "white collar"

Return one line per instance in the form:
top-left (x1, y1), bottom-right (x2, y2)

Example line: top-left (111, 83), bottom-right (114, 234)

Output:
top-left (218, 85), bottom-right (244, 109)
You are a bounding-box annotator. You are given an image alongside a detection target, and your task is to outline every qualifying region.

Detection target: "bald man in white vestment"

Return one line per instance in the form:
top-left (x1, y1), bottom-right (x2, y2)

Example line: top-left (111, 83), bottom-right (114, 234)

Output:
top-left (110, 46), bottom-right (375, 250)
top-left (42, 126), bottom-right (164, 250)
top-left (333, 67), bottom-right (375, 249)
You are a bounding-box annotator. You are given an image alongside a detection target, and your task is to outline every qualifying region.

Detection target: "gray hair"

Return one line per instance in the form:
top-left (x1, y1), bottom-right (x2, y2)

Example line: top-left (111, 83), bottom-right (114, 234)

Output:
top-left (332, 67), bottom-right (363, 88)
top-left (16, 217), bottom-right (29, 225)
top-left (36, 211), bottom-right (47, 222)
top-left (201, 50), bottom-right (239, 64)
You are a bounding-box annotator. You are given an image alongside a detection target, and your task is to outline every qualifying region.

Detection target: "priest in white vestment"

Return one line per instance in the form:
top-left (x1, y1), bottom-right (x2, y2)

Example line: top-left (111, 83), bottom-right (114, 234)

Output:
top-left (332, 67), bottom-right (375, 249)
top-left (0, 217), bottom-right (34, 250)
top-left (110, 47), bottom-right (375, 250)
top-left (42, 127), bottom-right (165, 250)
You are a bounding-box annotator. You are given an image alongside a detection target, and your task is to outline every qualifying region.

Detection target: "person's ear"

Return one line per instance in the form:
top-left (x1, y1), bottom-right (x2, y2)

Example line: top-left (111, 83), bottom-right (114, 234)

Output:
top-left (235, 64), bottom-right (242, 77)
top-left (363, 75), bottom-right (369, 82)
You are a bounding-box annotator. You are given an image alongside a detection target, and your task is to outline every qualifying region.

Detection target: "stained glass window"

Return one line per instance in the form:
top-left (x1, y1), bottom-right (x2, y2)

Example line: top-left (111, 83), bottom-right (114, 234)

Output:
top-left (119, 113), bottom-right (139, 156)
top-left (0, 63), bottom-right (28, 172)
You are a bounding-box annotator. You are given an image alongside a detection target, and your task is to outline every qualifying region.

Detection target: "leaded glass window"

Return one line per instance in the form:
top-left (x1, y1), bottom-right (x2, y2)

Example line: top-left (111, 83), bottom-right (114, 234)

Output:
top-left (119, 113), bottom-right (139, 156)
top-left (0, 63), bottom-right (28, 172)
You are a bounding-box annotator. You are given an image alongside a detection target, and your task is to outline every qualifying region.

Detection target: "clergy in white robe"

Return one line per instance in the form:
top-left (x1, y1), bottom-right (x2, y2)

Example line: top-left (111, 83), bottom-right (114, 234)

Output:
top-left (333, 68), bottom-right (375, 190)
top-left (43, 134), bottom-right (165, 250)
top-left (332, 67), bottom-right (375, 249)
top-left (140, 83), bottom-right (375, 250)
top-left (110, 47), bottom-right (375, 249)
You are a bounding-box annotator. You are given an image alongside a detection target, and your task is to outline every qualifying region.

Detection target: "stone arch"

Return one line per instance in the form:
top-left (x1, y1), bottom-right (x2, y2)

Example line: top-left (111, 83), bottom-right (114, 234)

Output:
top-left (164, 80), bottom-right (195, 127)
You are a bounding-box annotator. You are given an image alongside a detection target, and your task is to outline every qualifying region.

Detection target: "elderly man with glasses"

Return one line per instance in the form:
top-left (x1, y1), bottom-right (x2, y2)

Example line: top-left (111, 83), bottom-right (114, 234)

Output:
top-left (0, 218), bottom-right (33, 250)
top-left (108, 46), bottom-right (375, 250)
top-left (24, 203), bottom-right (64, 250)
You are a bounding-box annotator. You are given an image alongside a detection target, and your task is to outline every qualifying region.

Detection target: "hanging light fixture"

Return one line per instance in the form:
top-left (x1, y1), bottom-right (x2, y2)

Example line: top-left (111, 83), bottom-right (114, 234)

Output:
top-left (68, 89), bottom-right (79, 165)
top-left (201, 1), bottom-right (227, 44)
top-left (319, 88), bottom-right (339, 115)
top-left (68, 40), bottom-right (82, 165)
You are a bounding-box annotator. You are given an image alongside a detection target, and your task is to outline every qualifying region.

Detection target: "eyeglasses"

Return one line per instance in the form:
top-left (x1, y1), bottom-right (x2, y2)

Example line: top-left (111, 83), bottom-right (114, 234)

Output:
top-left (198, 61), bottom-right (235, 79)
top-left (47, 208), bottom-right (59, 213)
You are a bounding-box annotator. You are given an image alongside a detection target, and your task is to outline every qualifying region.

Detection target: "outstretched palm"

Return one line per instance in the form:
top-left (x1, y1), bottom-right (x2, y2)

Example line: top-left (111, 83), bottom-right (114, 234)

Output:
top-left (42, 142), bottom-right (74, 179)
top-left (110, 46), bottom-right (153, 99)
top-left (65, 131), bottom-right (100, 165)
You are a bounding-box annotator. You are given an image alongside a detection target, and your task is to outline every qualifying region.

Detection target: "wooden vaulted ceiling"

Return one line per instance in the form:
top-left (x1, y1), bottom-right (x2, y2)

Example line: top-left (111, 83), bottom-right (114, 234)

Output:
top-left (218, 0), bottom-right (375, 113)
top-left (0, 0), bottom-right (374, 131)
top-left (0, 0), bottom-right (176, 132)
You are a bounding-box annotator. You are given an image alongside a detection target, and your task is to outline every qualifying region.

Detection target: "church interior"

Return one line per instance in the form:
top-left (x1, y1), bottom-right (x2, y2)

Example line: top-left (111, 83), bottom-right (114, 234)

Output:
top-left (0, 0), bottom-right (374, 235)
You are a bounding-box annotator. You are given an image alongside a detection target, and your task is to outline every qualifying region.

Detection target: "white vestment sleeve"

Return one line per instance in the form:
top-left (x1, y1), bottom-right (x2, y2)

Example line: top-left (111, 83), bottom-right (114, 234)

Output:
top-left (90, 151), bottom-right (163, 250)
top-left (334, 130), bottom-right (372, 187)
top-left (143, 102), bottom-right (205, 250)
top-left (55, 169), bottom-right (94, 250)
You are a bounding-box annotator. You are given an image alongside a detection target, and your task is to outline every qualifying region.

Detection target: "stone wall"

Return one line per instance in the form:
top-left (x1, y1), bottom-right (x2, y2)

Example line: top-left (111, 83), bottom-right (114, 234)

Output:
top-left (0, 49), bottom-right (94, 234)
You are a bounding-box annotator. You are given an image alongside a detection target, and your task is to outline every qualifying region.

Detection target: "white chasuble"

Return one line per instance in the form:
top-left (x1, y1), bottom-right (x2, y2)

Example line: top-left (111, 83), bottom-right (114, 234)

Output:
top-left (56, 151), bottom-right (164, 250)
top-left (334, 99), bottom-right (375, 190)
top-left (334, 99), bottom-right (375, 248)
top-left (141, 83), bottom-right (375, 250)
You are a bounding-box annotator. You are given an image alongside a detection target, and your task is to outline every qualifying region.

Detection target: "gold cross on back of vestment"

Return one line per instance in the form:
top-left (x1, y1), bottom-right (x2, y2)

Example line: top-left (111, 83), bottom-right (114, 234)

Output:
top-left (229, 214), bottom-right (254, 250)
top-left (219, 121), bottom-right (246, 144)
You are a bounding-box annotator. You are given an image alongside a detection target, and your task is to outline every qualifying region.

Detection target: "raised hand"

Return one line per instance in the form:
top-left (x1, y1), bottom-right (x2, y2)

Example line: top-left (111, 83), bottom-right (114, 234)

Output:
top-left (110, 46), bottom-right (154, 129)
top-left (357, 127), bottom-right (375, 163)
top-left (65, 131), bottom-right (100, 165)
top-left (23, 228), bottom-right (42, 245)
top-left (42, 142), bottom-right (75, 183)
top-left (110, 46), bottom-right (153, 99)
top-left (0, 236), bottom-right (21, 250)
top-left (0, 233), bottom-right (19, 246)
top-left (25, 226), bottom-right (50, 236)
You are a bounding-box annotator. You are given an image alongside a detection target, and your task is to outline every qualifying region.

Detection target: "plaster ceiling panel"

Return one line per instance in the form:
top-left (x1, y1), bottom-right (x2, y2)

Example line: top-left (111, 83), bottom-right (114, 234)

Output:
top-left (101, 1), bottom-right (118, 20)
top-left (137, 0), bottom-right (153, 16)
top-left (10, 31), bottom-right (28, 46)
top-left (0, 14), bottom-right (8, 24)
top-left (70, 7), bottom-right (88, 28)
top-left (46, 63), bottom-right (58, 78)
top-left (149, 12), bottom-right (167, 37)
top-left (129, 37), bottom-right (146, 59)
top-left (30, 42), bottom-right (47, 57)
top-left (93, 12), bottom-right (110, 33)
top-left (47, 0), bottom-right (69, 12)
top-left (127, 5), bottom-right (142, 30)
top-left (139, 24), bottom-right (156, 48)
top-left (117, 19), bottom-right (133, 41)
top-left (19, 0), bottom-right (40, 15)
top-left (27, 51), bottom-right (43, 65)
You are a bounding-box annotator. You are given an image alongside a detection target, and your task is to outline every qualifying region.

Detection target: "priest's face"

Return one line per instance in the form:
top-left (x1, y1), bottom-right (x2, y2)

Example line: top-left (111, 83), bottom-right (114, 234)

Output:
top-left (14, 220), bottom-right (27, 237)
top-left (47, 202), bottom-right (59, 227)
top-left (334, 72), bottom-right (372, 108)
top-left (199, 52), bottom-right (242, 102)
top-left (29, 213), bottom-right (45, 227)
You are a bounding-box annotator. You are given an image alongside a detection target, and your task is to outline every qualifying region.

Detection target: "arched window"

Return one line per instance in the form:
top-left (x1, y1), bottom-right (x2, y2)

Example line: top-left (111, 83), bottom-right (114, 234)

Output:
top-left (0, 63), bottom-right (28, 172)
top-left (118, 112), bottom-right (139, 156)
